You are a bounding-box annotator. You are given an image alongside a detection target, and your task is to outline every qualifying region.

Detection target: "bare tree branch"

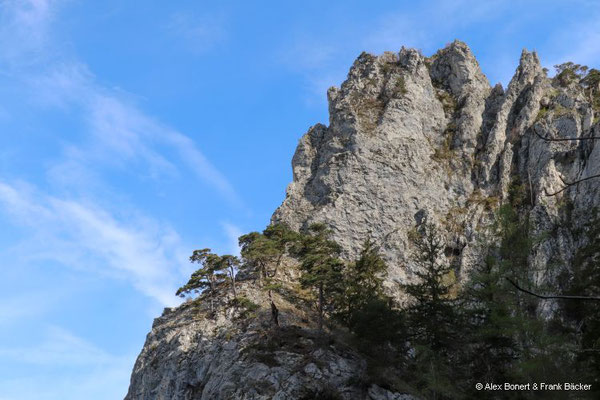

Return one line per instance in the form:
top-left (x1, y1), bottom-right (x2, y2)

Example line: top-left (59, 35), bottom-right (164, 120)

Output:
top-left (506, 278), bottom-right (600, 301)
top-left (544, 173), bottom-right (600, 196)
top-left (532, 124), bottom-right (600, 195)
top-left (534, 127), bottom-right (600, 142)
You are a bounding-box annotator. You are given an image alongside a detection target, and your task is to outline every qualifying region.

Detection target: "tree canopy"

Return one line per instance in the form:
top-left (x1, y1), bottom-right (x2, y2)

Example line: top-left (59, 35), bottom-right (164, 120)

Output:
top-left (293, 223), bottom-right (345, 332)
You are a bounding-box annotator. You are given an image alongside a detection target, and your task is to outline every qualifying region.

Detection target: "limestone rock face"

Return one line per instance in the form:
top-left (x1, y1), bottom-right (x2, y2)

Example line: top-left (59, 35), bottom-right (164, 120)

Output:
top-left (273, 40), bottom-right (600, 291)
top-left (124, 281), bottom-right (417, 400)
top-left (126, 41), bottom-right (600, 399)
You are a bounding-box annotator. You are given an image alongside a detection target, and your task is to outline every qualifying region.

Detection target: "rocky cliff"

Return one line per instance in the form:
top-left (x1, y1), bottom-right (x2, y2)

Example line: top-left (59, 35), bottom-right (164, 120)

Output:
top-left (273, 40), bottom-right (600, 293)
top-left (125, 278), bottom-right (416, 400)
top-left (125, 41), bottom-right (600, 399)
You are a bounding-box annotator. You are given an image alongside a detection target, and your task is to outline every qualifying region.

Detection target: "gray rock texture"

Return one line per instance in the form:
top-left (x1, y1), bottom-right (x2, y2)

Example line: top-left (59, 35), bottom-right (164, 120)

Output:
top-left (125, 280), bottom-right (417, 400)
top-left (273, 40), bottom-right (600, 293)
top-left (126, 41), bottom-right (600, 399)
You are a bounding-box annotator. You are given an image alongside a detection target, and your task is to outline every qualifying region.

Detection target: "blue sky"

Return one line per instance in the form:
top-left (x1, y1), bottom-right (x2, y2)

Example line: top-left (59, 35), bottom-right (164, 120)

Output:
top-left (0, 1), bottom-right (599, 399)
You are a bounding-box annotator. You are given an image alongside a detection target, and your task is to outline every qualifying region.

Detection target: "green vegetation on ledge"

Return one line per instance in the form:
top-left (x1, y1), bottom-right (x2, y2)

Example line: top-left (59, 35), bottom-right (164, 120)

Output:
top-left (176, 201), bottom-right (599, 399)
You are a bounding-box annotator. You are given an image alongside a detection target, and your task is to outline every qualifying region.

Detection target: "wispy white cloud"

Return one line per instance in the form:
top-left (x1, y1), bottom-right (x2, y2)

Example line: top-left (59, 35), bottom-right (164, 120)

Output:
top-left (0, 291), bottom-right (62, 326)
top-left (0, 180), bottom-right (187, 306)
top-left (0, 326), bottom-right (134, 400)
top-left (221, 221), bottom-right (243, 256)
top-left (0, 0), bottom-right (63, 68)
top-left (0, 0), bottom-right (244, 320)
top-left (365, 0), bottom-right (507, 53)
top-left (278, 0), bottom-right (518, 102)
top-left (280, 39), bottom-right (338, 72)
top-left (562, 33), bottom-right (600, 66)
top-left (0, 1), bottom-right (242, 207)
top-left (0, 0), bottom-right (247, 318)
top-left (0, 365), bottom-right (132, 400)
top-left (5, 0), bottom-right (57, 29)
top-left (26, 61), bottom-right (94, 108)
top-left (278, 37), bottom-right (347, 104)
top-left (0, 326), bottom-right (116, 366)
top-left (162, 129), bottom-right (242, 206)
top-left (22, 61), bottom-right (243, 206)
top-left (165, 11), bottom-right (227, 54)
top-left (545, 9), bottom-right (600, 69)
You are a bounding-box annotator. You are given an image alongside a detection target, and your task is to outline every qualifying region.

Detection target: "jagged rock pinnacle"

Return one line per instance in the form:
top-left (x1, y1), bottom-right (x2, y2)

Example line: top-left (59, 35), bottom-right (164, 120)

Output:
top-left (126, 41), bottom-right (600, 400)
top-left (273, 41), bottom-right (599, 290)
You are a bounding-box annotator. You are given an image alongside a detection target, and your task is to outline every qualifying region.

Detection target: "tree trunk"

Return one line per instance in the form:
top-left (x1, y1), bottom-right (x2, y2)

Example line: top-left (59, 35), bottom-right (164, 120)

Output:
top-left (318, 283), bottom-right (324, 333)
top-left (258, 261), bottom-right (266, 285)
top-left (209, 279), bottom-right (215, 314)
top-left (272, 254), bottom-right (283, 277)
top-left (229, 267), bottom-right (237, 299)
top-left (271, 301), bottom-right (279, 327)
top-left (431, 359), bottom-right (437, 400)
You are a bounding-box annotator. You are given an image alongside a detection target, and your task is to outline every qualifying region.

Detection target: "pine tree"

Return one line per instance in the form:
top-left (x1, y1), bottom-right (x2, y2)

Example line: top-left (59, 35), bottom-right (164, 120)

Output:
top-left (239, 224), bottom-right (297, 327)
top-left (347, 239), bottom-right (388, 306)
top-left (460, 204), bottom-right (533, 385)
top-left (239, 223), bottom-right (296, 284)
top-left (401, 221), bottom-right (464, 400)
top-left (562, 211), bottom-right (600, 396)
top-left (462, 203), bottom-right (577, 395)
top-left (403, 221), bottom-right (459, 353)
top-left (239, 231), bottom-right (268, 281)
top-left (294, 223), bottom-right (344, 333)
top-left (337, 239), bottom-right (389, 324)
top-left (461, 252), bottom-right (522, 386)
top-left (263, 223), bottom-right (297, 274)
top-left (218, 254), bottom-right (240, 299)
top-left (554, 62), bottom-right (588, 86)
top-left (176, 248), bottom-right (226, 313)
top-left (581, 68), bottom-right (600, 106)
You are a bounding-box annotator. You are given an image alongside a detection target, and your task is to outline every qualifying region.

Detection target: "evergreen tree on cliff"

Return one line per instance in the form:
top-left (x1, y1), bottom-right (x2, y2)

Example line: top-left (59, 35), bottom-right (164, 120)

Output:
top-left (401, 221), bottom-right (463, 399)
top-left (239, 223), bottom-right (296, 284)
top-left (176, 249), bottom-right (227, 313)
top-left (294, 223), bottom-right (344, 333)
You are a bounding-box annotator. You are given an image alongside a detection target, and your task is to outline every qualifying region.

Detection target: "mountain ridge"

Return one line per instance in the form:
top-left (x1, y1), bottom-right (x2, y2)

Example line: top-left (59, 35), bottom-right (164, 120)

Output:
top-left (125, 40), bottom-right (600, 399)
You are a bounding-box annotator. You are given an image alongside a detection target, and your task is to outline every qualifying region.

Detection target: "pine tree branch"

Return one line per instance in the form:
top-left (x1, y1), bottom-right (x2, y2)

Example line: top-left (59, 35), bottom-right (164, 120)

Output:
top-left (534, 125), bottom-right (600, 195)
top-left (544, 173), bottom-right (600, 196)
top-left (533, 128), bottom-right (600, 141)
top-left (506, 278), bottom-right (600, 301)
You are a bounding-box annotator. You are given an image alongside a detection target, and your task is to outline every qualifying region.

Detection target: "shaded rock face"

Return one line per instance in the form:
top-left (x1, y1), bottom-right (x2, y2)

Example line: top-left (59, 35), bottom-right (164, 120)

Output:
top-left (125, 281), bottom-right (415, 400)
top-left (273, 40), bottom-right (600, 292)
top-left (126, 41), bottom-right (600, 399)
